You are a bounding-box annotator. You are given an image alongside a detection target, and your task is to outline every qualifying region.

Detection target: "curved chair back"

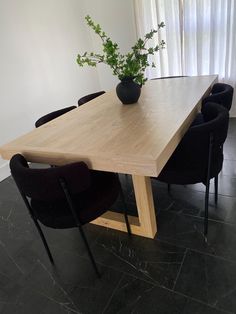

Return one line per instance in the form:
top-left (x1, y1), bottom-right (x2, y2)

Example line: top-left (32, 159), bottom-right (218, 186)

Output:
top-left (202, 83), bottom-right (234, 111)
top-left (151, 76), bottom-right (187, 80)
top-left (158, 101), bottom-right (229, 188)
top-left (186, 102), bottom-right (229, 169)
top-left (9, 154), bottom-right (113, 276)
top-left (10, 154), bottom-right (91, 201)
top-left (35, 106), bottom-right (76, 128)
top-left (78, 91), bottom-right (105, 106)
top-left (157, 102), bottom-right (229, 239)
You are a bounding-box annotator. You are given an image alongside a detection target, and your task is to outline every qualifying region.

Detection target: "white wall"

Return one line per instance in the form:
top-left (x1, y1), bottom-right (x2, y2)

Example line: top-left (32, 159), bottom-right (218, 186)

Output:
top-left (83, 0), bottom-right (137, 89)
top-left (0, 0), bottom-right (137, 181)
top-left (0, 0), bottom-right (101, 180)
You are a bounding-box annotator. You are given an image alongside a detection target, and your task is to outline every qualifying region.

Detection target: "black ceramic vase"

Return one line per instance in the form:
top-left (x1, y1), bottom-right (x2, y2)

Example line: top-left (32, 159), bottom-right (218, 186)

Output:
top-left (116, 77), bottom-right (141, 104)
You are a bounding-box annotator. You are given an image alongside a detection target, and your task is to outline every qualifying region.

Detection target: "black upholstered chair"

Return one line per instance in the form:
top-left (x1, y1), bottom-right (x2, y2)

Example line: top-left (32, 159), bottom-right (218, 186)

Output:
top-left (10, 154), bottom-right (131, 276)
top-left (152, 75), bottom-right (187, 80)
top-left (78, 91), bottom-right (105, 106)
top-left (202, 83), bottom-right (234, 111)
top-left (35, 106), bottom-right (76, 128)
top-left (154, 102), bottom-right (229, 240)
top-left (35, 91), bottom-right (105, 128)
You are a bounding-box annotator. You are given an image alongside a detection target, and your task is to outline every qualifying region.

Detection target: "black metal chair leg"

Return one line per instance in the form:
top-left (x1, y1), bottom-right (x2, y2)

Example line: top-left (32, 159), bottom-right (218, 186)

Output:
top-left (14, 182), bottom-right (55, 265)
top-left (119, 186), bottom-right (131, 235)
top-left (78, 226), bottom-right (101, 277)
top-left (59, 178), bottom-right (100, 278)
top-left (204, 133), bottom-right (214, 242)
top-left (204, 180), bottom-right (210, 242)
top-left (32, 218), bottom-right (55, 265)
top-left (214, 175), bottom-right (218, 205)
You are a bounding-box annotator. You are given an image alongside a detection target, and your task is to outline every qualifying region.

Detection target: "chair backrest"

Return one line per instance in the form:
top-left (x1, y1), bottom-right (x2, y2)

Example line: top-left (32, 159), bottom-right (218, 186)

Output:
top-left (151, 76), bottom-right (187, 80)
top-left (202, 83), bottom-right (234, 111)
top-left (10, 154), bottom-right (91, 201)
top-left (191, 101), bottom-right (229, 140)
top-left (78, 91), bottom-right (105, 106)
top-left (172, 102), bottom-right (229, 177)
top-left (35, 106), bottom-right (76, 128)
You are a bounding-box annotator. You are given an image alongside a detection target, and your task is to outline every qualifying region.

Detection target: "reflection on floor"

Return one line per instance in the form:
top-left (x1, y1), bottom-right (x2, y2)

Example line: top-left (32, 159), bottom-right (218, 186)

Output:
top-left (0, 118), bottom-right (236, 314)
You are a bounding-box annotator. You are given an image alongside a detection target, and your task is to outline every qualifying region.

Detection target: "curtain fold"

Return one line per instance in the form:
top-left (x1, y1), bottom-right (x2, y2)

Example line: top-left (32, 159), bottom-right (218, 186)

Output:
top-left (134, 0), bottom-right (182, 78)
top-left (134, 0), bottom-right (236, 115)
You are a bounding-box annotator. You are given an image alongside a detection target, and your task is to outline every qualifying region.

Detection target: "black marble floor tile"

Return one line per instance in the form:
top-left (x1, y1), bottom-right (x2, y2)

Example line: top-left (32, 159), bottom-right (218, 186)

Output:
top-left (1, 253), bottom-right (123, 314)
top-left (151, 180), bottom-right (236, 225)
top-left (90, 228), bottom-right (186, 289)
top-left (0, 244), bottom-right (26, 285)
top-left (104, 274), bottom-right (228, 314)
top-left (42, 223), bottom-right (103, 259)
top-left (156, 185), bottom-right (208, 217)
top-left (157, 211), bottom-right (236, 262)
top-left (0, 270), bottom-right (22, 305)
top-left (1, 289), bottom-right (50, 314)
top-left (70, 263), bottom-right (122, 314)
top-left (175, 249), bottom-right (236, 313)
top-left (171, 175), bottom-right (236, 198)
top-left (198, 194), bottom-right (236, 224)
top-left (0, 187), bottom-right (25, 223)
top-left (156, 186), bottom-right (236, 224)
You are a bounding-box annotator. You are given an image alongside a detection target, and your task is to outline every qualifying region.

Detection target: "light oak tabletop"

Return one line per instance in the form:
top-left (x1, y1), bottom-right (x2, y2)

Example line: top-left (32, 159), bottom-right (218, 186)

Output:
top-left (0, 75), bottom-right (217, 177)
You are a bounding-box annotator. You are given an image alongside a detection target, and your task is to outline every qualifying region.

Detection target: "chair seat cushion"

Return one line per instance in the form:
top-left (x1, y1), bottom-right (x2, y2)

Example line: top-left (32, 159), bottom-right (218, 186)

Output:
top-left (31, 171), bottom-right (120, 228)
top-left (157, 166), bottom-right (206, 185)
top-left (157, 151), bottom-right (223, 185)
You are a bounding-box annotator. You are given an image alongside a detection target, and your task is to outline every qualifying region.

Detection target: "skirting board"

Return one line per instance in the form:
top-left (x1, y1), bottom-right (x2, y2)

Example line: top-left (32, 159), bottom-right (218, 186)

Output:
top-left (0, 162), bottom-right (10, 182)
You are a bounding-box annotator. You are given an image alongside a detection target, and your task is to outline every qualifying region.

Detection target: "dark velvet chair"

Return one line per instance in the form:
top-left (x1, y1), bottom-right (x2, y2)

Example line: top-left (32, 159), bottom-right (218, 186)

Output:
top-left (78, 91), bottom-right (105, 106)
top-left (35, 91), bottom-right (105, 128)
top-left (10, 154), bottom-right (131, 276)
top-left (35, 106), bottom-right (76, 128)
top-left (202, 83), bottom-right (234, 111)
top-left (151, 76), bottom-right (187, 80)
top-left (154, 102), bottom-right (229, 240)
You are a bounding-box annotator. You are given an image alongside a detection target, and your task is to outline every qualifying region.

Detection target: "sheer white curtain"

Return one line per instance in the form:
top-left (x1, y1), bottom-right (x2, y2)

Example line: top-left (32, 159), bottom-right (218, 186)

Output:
top-left (134, 0), bottom-right (236, 115)
top-left (134, 0), bottom-right (183, 78)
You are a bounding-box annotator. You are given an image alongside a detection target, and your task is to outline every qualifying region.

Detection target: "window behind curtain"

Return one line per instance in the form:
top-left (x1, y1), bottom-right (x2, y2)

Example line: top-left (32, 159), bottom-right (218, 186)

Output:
top-left (134, 0), bottom-right (236, 114)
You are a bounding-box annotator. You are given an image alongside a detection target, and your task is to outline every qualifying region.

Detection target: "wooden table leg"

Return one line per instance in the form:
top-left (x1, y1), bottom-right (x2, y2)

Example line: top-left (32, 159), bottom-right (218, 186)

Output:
top-left (91, 175), bottom-right (157, 239)
top-left (132, 175), bottom-right (157, 238)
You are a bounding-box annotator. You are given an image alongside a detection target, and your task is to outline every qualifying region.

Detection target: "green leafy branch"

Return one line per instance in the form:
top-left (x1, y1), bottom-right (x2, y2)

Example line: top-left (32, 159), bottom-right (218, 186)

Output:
top-left (77, 15), bottom-right (165, 85)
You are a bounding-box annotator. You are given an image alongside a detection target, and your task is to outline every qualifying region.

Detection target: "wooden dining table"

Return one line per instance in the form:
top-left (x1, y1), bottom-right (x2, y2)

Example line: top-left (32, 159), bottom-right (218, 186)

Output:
top-left (0, 75), bottom-right (218, 238)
